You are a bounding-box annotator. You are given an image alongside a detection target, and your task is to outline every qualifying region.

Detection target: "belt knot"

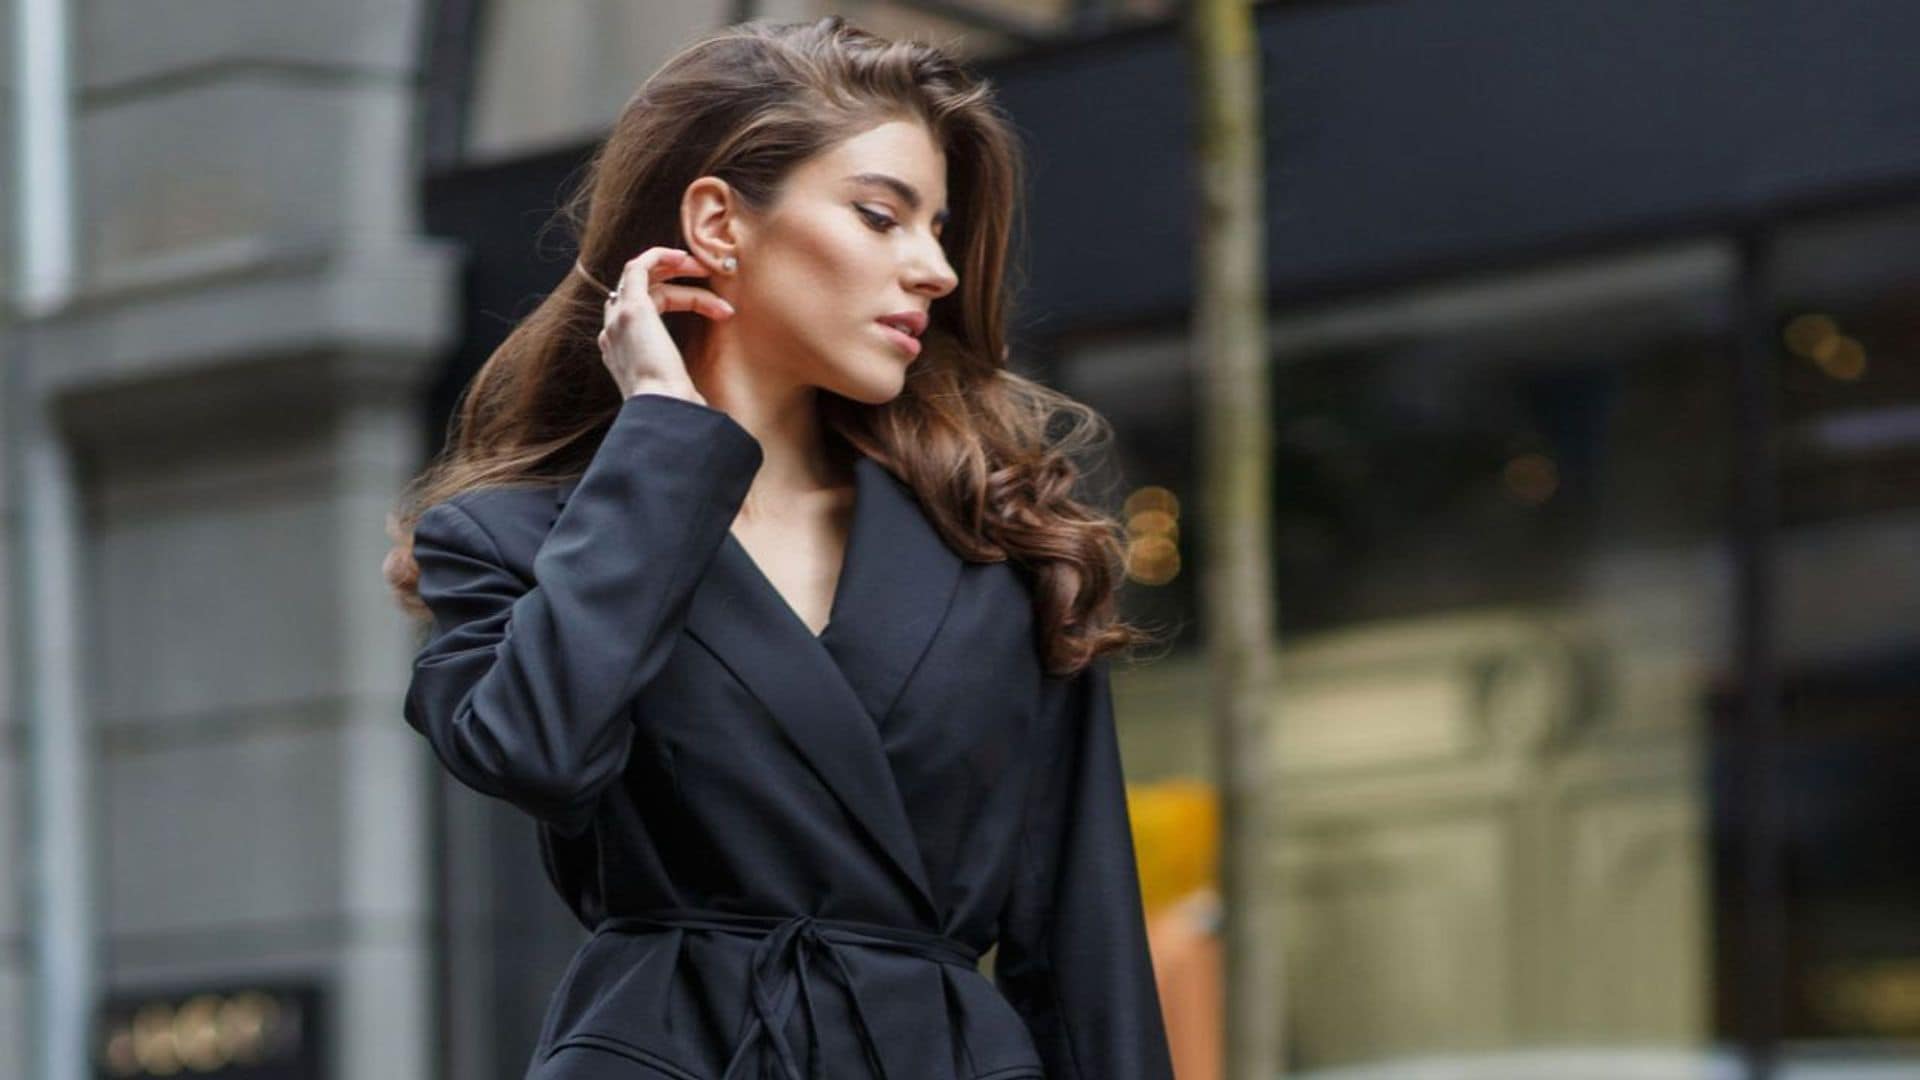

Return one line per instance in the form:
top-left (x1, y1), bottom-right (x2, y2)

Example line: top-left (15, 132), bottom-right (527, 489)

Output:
top-left (596, 907), bottom-right (979, 1080)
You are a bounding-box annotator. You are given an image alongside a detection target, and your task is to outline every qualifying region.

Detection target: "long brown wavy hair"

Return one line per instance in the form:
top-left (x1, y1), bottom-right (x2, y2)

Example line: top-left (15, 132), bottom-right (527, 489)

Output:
top-left (384, 14), bottom-right (1159, 677)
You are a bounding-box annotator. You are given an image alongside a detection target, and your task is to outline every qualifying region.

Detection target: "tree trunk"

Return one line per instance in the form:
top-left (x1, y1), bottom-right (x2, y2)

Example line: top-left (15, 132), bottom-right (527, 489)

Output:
top-left (1184, 1), bottom-right (1287, 1076)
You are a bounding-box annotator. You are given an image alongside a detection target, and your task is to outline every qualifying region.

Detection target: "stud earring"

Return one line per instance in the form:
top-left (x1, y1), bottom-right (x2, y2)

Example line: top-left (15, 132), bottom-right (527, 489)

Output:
top-left (721, 255), bottom-right (737, 273)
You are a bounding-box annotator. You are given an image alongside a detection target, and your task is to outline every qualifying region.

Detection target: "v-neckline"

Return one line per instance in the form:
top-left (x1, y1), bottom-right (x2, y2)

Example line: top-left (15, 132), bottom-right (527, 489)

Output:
top-left (723, 460), bottom-right (862, 643)
top-left (676, 447), bottom-right (967, 923)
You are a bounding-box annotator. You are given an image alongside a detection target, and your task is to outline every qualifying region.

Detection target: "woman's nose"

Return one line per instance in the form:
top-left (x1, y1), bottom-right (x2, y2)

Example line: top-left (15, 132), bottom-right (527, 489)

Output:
top-left (911, 243), bottom-right (958, 297)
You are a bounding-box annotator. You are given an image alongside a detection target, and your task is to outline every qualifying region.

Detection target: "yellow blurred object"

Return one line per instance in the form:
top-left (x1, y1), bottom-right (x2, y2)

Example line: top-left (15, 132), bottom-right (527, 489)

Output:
top-left (1128, 778), bottom-right (1223, 1080)
top-left (1127, 779), bottom-right (1220, 917)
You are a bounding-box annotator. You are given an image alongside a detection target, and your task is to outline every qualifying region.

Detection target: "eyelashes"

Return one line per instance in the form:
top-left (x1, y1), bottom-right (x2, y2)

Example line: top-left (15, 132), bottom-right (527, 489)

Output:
top-left (855, 204), bottom-right (898, 232)
top-left (856, 203), bottom-right (947, 246)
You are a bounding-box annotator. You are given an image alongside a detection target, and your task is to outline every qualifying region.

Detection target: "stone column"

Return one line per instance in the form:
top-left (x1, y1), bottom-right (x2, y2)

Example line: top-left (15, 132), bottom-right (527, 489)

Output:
top-left (3, 0), bottom-right (462, 1074)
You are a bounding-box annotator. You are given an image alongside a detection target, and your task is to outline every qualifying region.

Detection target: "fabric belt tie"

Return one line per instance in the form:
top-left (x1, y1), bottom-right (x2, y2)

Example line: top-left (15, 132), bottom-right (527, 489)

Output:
top-left (596, 907), bottom-right (981, 1080)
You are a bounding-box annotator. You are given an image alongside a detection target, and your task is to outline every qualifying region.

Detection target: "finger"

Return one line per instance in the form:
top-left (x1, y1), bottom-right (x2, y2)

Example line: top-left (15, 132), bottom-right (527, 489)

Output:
top-left (605, 250), bottom-right (673, 307)
top-left (653, 251), bottom-right (714, 283)
top-left (651, 284), bottom-right (735, 320)
top-left (654, 249), bottom-right (718, 278)
top-left (621, 247), bottom-right (702, 285)
top-left (614, 248), bottom-right (672, 293)
top-left (602, 268), bottom-right (694, 319)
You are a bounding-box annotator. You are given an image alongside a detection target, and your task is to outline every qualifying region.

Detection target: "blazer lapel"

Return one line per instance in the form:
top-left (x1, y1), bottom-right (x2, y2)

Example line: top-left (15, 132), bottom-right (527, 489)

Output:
top-left (551, 451), bottom-right (964, 924)
top-left (818, 456), bottom-right (965, 726)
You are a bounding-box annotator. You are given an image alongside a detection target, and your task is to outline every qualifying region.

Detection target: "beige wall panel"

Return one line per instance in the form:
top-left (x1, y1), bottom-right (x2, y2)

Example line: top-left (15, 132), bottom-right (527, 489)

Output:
top-left (1561, 789), bottom-right (1710, 1041)
top-left (1275, 815), bottom-right (1515, 1067)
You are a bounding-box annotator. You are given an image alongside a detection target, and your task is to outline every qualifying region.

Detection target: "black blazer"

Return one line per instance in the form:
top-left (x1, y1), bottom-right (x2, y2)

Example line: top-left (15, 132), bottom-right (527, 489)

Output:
top-left (405, 392), bottom-right (1175, 1080)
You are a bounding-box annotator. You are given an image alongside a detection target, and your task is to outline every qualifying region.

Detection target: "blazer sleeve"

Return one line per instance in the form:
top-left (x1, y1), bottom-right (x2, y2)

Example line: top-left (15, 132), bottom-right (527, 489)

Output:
top-left (403, 392), bottom-right (764, 837)
top-left (993, 655), bottom-right (1177, 1080)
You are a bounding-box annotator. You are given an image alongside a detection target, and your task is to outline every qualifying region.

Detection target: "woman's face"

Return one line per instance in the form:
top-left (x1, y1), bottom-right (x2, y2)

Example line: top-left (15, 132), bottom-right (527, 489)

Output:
top-left (693, 118), bottom-right (960, 405)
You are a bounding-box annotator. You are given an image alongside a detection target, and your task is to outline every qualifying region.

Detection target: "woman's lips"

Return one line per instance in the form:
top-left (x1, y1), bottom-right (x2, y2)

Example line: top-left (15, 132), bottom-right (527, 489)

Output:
top-left (875, 320), bottom-right (922, 358)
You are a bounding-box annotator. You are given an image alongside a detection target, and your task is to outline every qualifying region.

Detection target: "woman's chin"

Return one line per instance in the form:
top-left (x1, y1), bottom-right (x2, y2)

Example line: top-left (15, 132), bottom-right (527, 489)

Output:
top-left (830, 366), bottom-right (909, 406)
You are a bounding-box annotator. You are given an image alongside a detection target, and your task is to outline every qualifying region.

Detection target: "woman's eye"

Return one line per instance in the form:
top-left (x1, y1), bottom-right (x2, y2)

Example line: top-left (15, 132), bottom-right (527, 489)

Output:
top-left (856, 205), bottom-right (897, 231)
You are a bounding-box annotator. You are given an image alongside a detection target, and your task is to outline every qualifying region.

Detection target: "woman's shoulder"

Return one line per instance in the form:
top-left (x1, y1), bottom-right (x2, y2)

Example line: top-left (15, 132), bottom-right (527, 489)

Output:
top-left (422, 480), bottom-right (567, 567)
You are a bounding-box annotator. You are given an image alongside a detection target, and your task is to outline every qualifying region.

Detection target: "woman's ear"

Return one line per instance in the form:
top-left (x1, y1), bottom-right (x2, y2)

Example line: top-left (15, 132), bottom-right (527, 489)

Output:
top-left (680, 176), bottom-right (745, 278)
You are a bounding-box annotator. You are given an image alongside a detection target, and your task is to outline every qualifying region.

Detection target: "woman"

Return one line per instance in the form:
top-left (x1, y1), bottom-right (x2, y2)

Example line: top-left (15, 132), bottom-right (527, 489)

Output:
top-left (385, 15), bottom-right (1174, 1080)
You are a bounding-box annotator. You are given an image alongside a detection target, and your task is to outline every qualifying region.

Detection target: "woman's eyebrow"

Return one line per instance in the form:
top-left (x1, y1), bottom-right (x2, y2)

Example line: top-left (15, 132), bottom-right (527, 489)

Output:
top-left (844, 173), bottom-right (951, 226)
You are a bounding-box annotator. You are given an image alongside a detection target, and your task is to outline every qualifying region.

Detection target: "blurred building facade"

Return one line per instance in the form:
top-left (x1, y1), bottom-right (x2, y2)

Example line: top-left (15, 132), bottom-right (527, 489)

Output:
top-left (3, 0), bottom-right (467, 1075)
top-left (3, 2), bottom-right (1918, 1079)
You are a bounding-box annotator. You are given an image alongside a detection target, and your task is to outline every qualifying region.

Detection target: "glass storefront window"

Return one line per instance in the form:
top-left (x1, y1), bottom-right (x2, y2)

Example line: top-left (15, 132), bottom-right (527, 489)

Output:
top-left (1063, 219), bottom-right (1920, 1074)
top-left (1732, 202), bottom-right (1920, 1065)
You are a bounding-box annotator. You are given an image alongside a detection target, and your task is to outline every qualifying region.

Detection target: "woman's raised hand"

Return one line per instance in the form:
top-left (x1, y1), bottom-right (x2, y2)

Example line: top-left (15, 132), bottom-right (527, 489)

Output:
top-left (596, 247), bottom-right (735, 405)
